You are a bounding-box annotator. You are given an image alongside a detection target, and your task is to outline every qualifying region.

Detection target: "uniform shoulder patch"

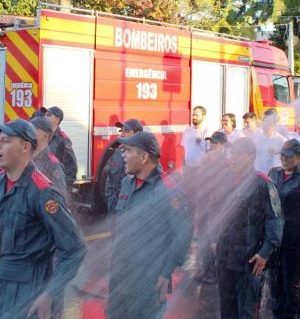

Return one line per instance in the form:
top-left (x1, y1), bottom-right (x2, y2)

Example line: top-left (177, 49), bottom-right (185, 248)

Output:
top-left (45, 200), bottom-right (59, 214)
top-left (32, 170), bottom-right (52, 190)
top-left (160, 172), bottom-right (176, 189)
top-left (256, 171), bottom-right (272, 182)
top-left (48, 152), bottom-right (60, 164)
top-left (170, 196), bottom-right (181, 209)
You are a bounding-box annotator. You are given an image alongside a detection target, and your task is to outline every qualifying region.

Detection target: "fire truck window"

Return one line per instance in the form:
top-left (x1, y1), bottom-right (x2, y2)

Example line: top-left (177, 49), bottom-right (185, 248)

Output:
top-left (273, 75), bottom-right (290, 104)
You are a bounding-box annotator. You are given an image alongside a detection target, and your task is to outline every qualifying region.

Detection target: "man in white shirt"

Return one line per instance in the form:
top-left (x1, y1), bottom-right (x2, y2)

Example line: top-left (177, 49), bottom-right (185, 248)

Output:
top-left (242, 112), bottom-right (262, 144)
top-left (181, 106), bottom-right (209, 213)
top-left (181, 106), bottom-right (209, 168)
top-left (255, 109), bottom-right (286, 174)
top-left (289, 118), bottom-right (300, 142)
top-left (220, 113), bottom-right (244, 144)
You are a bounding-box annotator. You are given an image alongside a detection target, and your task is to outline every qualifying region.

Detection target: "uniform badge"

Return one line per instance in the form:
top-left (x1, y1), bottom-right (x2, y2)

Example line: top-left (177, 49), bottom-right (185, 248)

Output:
top-left (45, 200), bottom-right (59, 214)
top-left (170, 197), bottom-right (181, 209)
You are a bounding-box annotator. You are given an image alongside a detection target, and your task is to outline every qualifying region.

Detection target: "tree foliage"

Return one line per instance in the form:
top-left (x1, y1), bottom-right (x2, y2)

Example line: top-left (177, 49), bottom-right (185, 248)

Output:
top-left (2, 0), bottom-right (300, 74)
top-left (0, 0), bottom-right (38, 16)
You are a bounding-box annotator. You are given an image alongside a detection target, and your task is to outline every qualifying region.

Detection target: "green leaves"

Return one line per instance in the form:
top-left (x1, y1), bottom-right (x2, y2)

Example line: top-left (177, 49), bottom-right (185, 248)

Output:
top-left (0, 0), bottom-right (38, 16)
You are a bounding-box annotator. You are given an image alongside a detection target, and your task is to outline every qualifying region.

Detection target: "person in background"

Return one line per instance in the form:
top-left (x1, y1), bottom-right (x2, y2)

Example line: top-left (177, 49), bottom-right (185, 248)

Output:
top-left (181, 106), bottom-right (209, 168)
top-left (0, 119), bottom-right (86, 319)
top-left (255, 109), bottom-right (286, 174)
top-left (45, 106), bottom-right (78, 187)
top-left (105, 119), bottom-right (143, 214)
top-left (268, 107), bottom-right (289, 139)
top-left (289, 118), bottom-right (300, 142)
top-left (242, 112), bottom-right (261, 143)
top-left (108, 132), bottom-right (192, 319)
top-left (269, 139), bottom-right (300, 319)
top-left (31, 116), bottom-right (67, 200)
top-left (216, 138), bottom-right (283, 319)
top-left (181, 106), bottom-right (209, 213)
top-left (220, 113), bottom-right (244, 144)
top-left (31, 106), bottom-right (47, 119)
top-left (195, 131), bottom-right (230, 284)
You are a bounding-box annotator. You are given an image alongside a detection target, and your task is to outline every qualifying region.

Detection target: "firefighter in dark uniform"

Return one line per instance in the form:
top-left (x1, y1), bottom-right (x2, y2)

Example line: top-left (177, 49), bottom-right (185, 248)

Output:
top-left (105, 119), bottom-right (143, 213)
top-left (0, 119), bottom-right (86, 319)
top-left (269, 139), bottom-right (300, 319)
top-left (216, 138), bottom-right (283, 319)
top-left (45, 106), bottom-right (78, 187)
top-left (195, 131), bottom-right (230, 284)
top-left (31, 116), bottom-right (67, 200)
top-left (108, 132), bottom-right (193, 319)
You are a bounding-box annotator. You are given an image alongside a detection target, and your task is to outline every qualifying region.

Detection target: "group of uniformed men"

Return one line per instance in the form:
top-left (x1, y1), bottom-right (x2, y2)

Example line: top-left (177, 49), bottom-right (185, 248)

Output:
top-left (0, 107), bottom-right (84, 319)
top-left (1, 103), bottom-right (300, 319)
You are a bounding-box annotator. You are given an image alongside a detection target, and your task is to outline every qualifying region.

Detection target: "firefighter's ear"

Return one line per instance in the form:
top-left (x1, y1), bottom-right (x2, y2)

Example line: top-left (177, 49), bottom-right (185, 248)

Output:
top-left (22, 140), bottom-right (33, 153)
top-left (140, 151), bottom-right (149, 164)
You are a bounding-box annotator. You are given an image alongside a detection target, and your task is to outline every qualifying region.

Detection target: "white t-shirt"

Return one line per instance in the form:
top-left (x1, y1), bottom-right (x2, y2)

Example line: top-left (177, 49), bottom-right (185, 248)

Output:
top-left (181, 126), bottom-right (209, 167)
top-left (289, 132), bottom-right (300, 142)
top-left (242, 128), bottom-right (262, 144)
top-left (220, 128), bottom-right (245, 144)
top-left (254, 132), bottom-right (286, 174)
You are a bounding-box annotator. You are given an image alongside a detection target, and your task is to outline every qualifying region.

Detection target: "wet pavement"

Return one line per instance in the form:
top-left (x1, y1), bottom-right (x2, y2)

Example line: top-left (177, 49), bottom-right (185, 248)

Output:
top-left (62, 214), bottom-right (274, 319)
top-left (61, 213), bottom-right (222, 319)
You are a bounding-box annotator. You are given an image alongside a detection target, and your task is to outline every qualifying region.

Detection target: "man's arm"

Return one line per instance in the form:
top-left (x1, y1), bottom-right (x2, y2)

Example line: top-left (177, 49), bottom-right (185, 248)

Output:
top-left (37, 189), bottom-right (86, 296)
top-left (249, 179), bottom-right (283, 275)
top-left (62, 137), bottom-right (78, 185)
top-left (160, 188), bottom-right (193, 279)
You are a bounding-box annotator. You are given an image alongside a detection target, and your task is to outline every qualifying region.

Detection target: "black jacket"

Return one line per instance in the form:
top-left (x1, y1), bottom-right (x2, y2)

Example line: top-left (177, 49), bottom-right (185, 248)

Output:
top-left (269, 166), bottom-right (300, 249)
top-left (217, 170), bottom-right (283, 272)
top-left (49, 127), bottom-right (77, 185)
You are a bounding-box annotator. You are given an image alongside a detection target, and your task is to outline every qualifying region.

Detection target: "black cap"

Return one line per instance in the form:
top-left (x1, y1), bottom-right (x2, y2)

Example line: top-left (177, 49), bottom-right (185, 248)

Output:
top-left (46, 106), bottom-right (64, 121)
top-left (30, 117), bottom-right (53, 133)
top-left (118, 131), bottom-right (160, 158)
top-left (115, 119), bottom-right (143, 132)
top-left (31, 107), bottom-right (48, 119)
top-left (281, 139), bottom-right (300, 157)
top-left (0, 119), bottom-right (37, 149)
top-left (207, 131), bottom-right (228, 144)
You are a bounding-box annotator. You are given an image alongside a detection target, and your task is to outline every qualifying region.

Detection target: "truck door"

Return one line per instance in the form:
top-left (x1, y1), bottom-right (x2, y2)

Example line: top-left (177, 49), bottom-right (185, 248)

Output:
top-left (0, 48), bottom-right (6, 124)
top-left (42, 46), bottom-right (94, 181)
top-left (224, 65), bottom-right (249, 129)
top-left (191, 61), bottom-right (224, 133)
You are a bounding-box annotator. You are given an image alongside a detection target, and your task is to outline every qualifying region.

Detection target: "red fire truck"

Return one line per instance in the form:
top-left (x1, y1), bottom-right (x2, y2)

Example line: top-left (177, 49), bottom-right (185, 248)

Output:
top-left (0, 3), bottom-right (295, 214)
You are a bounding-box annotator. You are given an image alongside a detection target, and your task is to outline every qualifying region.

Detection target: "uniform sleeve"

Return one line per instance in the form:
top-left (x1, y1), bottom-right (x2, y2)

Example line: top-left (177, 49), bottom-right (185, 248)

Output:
top-left (62, 137), bottom-right (78, 186)
top-left (50, 165), bottom-right (68, 200)
top-left (36, 189), bottom-right (86, 297)
top-left (105, 150), bottom-right (125, 213)
top-left (258, 180), bottom-right (284, 259)
top-left (105, 172), bottom-right (114, 212)
top-left (160, 189), bottom-right (193, 278)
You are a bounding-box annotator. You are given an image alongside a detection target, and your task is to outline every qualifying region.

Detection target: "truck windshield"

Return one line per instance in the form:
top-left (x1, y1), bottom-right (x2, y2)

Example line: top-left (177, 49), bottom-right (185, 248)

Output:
top-left (273, 75), bottom-right (290, 104)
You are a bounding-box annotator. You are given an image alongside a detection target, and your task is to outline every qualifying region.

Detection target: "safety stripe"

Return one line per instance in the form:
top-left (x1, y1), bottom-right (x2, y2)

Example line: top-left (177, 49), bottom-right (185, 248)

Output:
top-left (6, 52), bottom-right (38, 96)
top-left (4, 89), bottom-right (18, 121)
top-left (3, 29), bottom-right (39, 121)
top-left (94, 124), bottom-right (187, 136)
top-left (6, 31), bottom-right (39, 70)
top-left (5, 75), bottom-right (35, 119)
